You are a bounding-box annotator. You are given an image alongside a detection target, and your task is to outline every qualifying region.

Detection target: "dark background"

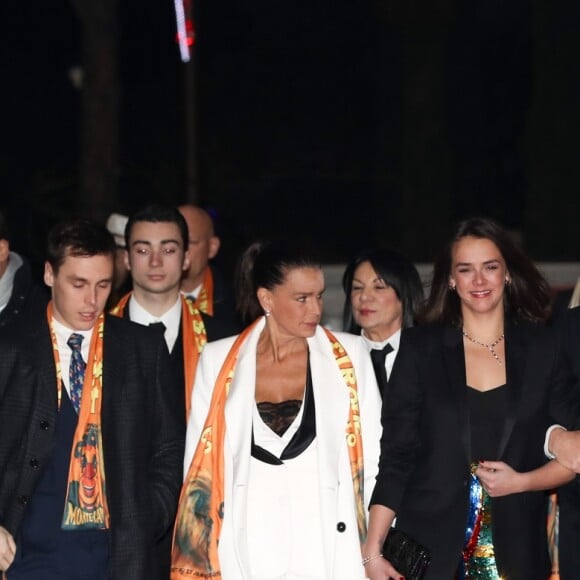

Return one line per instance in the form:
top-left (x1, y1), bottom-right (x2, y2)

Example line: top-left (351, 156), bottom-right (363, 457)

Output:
top-left (1, 0), bottom-right (580, 277)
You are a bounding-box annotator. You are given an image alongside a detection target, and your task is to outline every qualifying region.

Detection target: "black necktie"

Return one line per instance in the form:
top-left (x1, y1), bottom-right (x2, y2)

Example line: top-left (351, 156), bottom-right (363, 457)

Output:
top-left (370, 343), bottom-right (394, 399)
top-left (148, 321), bottom-right (166, 332)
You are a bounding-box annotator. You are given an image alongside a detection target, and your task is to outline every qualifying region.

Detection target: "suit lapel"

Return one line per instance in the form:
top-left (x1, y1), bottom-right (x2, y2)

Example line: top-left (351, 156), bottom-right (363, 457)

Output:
top-left (497, 322), bottom-right (526, 459)
top-left (443, 326), bottom-right (471, 465)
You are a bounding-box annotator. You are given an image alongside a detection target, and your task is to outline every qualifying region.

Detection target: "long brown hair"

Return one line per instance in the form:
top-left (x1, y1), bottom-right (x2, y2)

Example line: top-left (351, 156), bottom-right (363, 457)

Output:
top-left (419, 217), bottom-right (551, 327)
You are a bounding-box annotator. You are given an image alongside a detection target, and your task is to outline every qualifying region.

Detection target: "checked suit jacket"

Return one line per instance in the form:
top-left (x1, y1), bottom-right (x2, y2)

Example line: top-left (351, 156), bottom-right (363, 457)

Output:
top-left (0, 314), bottom-right (184, 579)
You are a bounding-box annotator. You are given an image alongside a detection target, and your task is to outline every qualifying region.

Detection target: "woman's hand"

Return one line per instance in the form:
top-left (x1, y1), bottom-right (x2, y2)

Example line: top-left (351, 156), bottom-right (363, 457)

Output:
top-left (364, 555), bottom-right (405, 579)
top-left (475, 460), bottom-right (525, 497)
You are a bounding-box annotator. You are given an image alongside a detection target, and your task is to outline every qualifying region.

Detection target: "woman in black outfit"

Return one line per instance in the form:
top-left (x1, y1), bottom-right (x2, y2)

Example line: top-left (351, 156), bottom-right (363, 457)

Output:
top-left (342, 247), bottom-right (424, 400)
top-left (363, 217), bottom-right (579, 580)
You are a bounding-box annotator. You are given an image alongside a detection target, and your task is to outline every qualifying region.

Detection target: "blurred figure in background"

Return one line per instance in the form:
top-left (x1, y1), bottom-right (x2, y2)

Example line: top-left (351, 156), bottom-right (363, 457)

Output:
top-left (178, 204), bottom-right (241, 330)
top-left (0, 208), bottom-right (47, 332)
top-left (105, 212), bottom-right (131, 309)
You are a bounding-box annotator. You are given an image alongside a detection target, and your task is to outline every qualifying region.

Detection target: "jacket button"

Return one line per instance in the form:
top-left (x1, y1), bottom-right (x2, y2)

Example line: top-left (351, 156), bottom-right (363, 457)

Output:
top-left (336, 522), bottom-right (346, 532)
top-left (29, 458), bottom-right (40, 469)
top-left (39, 421), bottom-right (49, 430)
top-left (18, 495), bottom-right (29, 505)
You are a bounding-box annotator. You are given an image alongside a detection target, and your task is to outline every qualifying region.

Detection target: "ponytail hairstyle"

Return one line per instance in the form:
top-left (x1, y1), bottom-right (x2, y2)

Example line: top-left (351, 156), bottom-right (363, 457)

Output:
top-left (235, 240), bottom-right (322, 325)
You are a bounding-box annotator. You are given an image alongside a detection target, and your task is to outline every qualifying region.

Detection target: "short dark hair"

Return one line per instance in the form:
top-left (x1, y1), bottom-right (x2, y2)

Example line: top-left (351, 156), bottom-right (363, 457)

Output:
top-left (420, 216), bottom-right (552, 326)
top-left (235, 240), bottom-right (322, 324)
top-left (125, 205), bottom-right (189, 249)
top-left (47, 218), bottom-right (116, 273)
top-left (0, 210), bottom-right (8, 241)
top-left (342, 247), bottom-right (425, 333)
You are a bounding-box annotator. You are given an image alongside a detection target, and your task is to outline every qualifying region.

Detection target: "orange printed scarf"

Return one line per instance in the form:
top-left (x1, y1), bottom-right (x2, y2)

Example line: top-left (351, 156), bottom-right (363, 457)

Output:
top-left (111, 292), bottom-right (207, 417)
top-left (170, 321), bottom-right (366, 578)
top-left (190, 267), bottom-right (214, 316)
top-left (323, 327), bottom-right (368, 544)
top-left (47, 302), bottom-right (110, 531)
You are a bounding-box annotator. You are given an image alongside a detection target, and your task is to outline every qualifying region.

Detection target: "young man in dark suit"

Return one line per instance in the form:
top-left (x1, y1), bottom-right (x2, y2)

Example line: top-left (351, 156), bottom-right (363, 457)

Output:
top-left (111, 205), bottom-right (237, 417)
top-left (0, 218), bottom-right (183, 580)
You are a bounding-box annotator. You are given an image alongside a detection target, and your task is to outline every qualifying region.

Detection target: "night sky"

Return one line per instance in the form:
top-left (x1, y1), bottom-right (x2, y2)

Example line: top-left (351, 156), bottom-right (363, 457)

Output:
top-left (2, 1), bottom-right (580, 276)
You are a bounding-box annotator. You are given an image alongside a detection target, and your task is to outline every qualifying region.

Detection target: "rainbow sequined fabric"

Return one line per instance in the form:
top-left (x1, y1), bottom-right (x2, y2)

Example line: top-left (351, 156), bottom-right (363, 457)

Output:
top-left (457, 463), bottom-right (501, 579)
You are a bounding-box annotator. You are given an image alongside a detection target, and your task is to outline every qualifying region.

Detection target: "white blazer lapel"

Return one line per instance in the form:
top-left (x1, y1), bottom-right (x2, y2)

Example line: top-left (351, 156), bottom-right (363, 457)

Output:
top-left (308, 327), bottom-right (351, 575)
top-left (223, 318), bottom-right (263, 576)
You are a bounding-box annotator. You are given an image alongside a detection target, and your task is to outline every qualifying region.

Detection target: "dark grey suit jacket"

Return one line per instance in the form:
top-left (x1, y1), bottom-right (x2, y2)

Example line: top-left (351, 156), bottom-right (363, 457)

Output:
top-left (371, 321), bottom-right (580, 580)
top-left (0, 314), bottom-right (184, 579)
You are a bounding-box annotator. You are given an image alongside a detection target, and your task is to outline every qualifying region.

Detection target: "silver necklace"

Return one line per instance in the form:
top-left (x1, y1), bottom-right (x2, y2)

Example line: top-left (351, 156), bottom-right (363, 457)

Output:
top-left (462, 330), bottom-right (505, 365)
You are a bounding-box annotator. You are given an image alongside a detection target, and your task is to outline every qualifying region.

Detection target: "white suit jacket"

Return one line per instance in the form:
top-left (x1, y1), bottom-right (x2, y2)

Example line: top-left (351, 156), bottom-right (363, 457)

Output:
top-left (184, 319), bottom-right (382, 579)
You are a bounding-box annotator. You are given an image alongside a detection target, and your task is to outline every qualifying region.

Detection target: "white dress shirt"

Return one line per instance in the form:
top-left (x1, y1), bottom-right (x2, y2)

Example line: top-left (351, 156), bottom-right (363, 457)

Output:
top-left (128, 294), bottom-right (182, 352)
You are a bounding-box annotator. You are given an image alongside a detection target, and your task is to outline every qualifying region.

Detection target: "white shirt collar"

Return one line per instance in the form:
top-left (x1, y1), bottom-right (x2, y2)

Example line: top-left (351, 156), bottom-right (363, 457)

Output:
top-left (361, 328), bottom-right (401, 353)
top-left (128, 294), bottom-right (182, 351)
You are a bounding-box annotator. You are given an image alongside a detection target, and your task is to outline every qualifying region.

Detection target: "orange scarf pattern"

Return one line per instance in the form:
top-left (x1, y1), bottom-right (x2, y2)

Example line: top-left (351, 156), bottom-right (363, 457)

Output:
top-left (190, 267), bottom-right (214, 316)
top-left (47, 302), bottom-right (110, 531)
top-left (323, 327), bottom-right (367, 543)
top-left (111, 292), bottom-right (207, 417)
top-left (170, 321), bottom-right (366, 578)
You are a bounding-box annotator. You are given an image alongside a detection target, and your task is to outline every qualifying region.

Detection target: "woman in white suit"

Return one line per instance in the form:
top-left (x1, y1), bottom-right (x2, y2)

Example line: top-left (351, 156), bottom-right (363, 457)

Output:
top-left (171, 240), bottom-right (382, 580)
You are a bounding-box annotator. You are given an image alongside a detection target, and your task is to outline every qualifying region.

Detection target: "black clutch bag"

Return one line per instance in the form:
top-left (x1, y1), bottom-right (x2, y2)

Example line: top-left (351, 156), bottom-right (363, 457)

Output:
top-left (381, 527), bottom-right (431, 580)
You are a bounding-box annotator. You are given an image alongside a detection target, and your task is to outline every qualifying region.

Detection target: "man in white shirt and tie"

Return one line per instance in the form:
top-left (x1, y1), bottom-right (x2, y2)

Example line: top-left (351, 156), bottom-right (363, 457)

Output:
top-left (0, 217), bottom-right (182, 579)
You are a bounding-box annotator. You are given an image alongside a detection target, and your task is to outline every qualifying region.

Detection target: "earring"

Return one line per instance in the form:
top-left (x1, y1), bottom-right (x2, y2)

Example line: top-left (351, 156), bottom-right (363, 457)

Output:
top-left (264, 310), bottom-right (271, 317)
top-left (449, 284), bottom-right (456, 291)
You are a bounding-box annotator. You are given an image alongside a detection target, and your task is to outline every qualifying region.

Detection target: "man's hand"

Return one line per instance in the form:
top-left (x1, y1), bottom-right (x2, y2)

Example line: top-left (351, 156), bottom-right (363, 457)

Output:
top-left (549, 429), bottom-right (580, 472)
top-left (0, 526), bottom-right (16, 573)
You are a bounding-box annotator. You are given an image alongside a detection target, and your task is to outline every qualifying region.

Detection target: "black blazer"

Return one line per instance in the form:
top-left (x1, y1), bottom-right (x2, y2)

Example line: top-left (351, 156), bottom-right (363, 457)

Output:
top-left (119, 302), bottom-right (238, 412)
top-left (554, 307), bottom-right (580, 579)
top-left (371, 321), bottom-right (579, 580)
top-left (0, 315), bottom-right (184, 579)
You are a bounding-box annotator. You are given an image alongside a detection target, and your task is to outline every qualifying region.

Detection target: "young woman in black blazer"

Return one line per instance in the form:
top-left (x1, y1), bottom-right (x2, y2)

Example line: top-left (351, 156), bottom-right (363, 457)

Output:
top-left (363, 217), bottom-right (579, 580)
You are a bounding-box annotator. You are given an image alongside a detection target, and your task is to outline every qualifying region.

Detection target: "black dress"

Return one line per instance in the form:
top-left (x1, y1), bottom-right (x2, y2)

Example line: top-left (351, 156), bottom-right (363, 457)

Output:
top-left (461, 385), bottom-right (508, 579)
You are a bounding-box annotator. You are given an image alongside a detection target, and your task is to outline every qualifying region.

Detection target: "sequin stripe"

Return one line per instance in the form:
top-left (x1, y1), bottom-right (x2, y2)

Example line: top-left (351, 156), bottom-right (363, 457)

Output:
top-left (457, 463), bottom-right (500, 579)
